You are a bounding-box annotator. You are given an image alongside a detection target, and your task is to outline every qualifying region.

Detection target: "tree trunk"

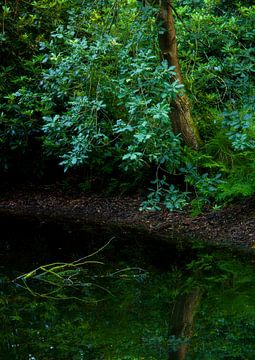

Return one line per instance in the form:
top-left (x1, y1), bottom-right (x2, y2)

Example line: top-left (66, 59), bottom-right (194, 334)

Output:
top-left (157, 0), bottom-right (200, 149)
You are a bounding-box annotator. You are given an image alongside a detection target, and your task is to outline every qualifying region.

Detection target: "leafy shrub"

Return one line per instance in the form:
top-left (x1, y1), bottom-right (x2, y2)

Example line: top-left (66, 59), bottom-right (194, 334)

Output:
top-left (38, 5), bottom-right (182, 175)
top-left (1, 0), bottom-right (255, 210)
top-left (140, 176), bottom-right (190, 212)
top-left (0, 0), bottom-right (73, 176)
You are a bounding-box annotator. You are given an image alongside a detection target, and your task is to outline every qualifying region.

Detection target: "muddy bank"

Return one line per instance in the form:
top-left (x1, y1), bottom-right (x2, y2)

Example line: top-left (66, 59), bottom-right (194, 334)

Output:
top-left (1, 186), bottom-right (255, 248)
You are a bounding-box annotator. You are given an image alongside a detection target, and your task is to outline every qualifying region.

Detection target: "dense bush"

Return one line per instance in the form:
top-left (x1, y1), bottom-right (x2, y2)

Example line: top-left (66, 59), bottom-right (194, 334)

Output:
top-left (175, 2), bottom-right (255, 205)
top-left (0, 0), bottom-right (72, 177)
top-left (0, 0), bottom-right (254, 209)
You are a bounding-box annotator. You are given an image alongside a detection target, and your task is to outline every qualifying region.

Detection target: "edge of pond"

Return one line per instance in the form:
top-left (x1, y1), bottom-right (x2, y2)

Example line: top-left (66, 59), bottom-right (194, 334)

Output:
top-left (1, 195), bottom-right (255, 259)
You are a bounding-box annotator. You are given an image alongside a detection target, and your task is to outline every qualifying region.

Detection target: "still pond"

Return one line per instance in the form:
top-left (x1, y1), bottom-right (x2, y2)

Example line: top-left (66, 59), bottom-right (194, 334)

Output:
top-left (1, 215), bottom-right (255, 359)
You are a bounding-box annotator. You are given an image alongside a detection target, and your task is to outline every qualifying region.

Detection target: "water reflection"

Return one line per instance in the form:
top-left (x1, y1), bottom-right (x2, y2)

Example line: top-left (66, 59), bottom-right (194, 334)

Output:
top-left (1, 216), bottom-right (255, 359)
top-left (169, 289), bottom-right (202, 360)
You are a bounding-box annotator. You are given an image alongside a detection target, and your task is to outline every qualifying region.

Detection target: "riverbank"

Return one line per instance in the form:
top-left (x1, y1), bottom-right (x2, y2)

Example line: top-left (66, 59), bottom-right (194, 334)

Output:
top-left (1, 185), bottom-right (255, 249)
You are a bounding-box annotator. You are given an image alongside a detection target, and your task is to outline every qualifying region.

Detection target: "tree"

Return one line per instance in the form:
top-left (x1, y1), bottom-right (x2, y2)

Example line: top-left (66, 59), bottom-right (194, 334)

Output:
top-left (145, 0), bottom-right (201, 149)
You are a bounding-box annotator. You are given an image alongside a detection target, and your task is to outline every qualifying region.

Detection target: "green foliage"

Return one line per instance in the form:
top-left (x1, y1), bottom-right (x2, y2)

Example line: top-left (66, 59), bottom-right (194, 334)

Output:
top-left (177, 2), bottom-right (255, 111)
top-left (0, 1), bottom-right (184, 193)
top-left (1, 0), bottom-right (255, 209)
top-left (173, 1), bottom-right (255, 206)
top-left (0, 0), bottom-right (72, 175)
top-left (37, 4), bottom-right (182, 178)
top-left (140, 176), bottom-right (189, 211)
top-left (183, 163), bottom-right (223, 196)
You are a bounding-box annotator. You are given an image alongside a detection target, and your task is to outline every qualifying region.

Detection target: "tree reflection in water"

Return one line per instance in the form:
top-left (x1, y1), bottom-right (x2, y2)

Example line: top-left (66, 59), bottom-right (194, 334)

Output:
top-left (1, 217), bottom-right (255, 359)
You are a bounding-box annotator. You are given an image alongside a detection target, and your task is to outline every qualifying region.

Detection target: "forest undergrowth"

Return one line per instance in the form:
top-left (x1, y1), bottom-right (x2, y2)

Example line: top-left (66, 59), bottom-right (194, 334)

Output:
top-left (0, 0), bottom-right (254, 214)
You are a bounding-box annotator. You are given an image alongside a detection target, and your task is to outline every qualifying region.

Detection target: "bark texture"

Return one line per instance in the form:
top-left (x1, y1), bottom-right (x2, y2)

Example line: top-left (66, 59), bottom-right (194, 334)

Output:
top-left (157, 0), bottom-right (200, 149)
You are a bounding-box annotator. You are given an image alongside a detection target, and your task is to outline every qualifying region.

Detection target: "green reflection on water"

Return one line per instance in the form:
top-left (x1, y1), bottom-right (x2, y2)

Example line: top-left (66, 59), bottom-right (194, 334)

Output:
top-left (1, 218), bottom-right (255, 359)
top-left (1, 267), bottom-right (174, 359)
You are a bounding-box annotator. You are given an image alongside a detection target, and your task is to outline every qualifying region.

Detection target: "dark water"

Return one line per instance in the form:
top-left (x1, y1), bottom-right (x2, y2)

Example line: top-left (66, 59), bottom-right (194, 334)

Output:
top-left (1, 215), bottom-right (255, 360)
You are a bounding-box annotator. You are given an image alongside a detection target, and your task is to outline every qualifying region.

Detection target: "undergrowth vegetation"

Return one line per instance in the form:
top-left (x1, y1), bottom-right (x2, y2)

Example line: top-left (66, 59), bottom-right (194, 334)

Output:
top-left (0, 0), bottom-right (254, 212)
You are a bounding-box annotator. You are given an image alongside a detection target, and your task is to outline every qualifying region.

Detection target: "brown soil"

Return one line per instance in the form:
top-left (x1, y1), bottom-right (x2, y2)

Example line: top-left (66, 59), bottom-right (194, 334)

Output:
top-left (1, 185), bottom-right (255, 249)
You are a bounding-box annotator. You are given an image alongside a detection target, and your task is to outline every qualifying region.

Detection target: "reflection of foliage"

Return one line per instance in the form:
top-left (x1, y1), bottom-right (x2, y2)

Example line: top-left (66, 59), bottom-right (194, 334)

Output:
top-left (1, 269), bottom-right (176, 359)
top-left (14, 238), bottom-right (147, 302)
top-left (2, 232), bottom-right (255, 359)
top-left (190, 313), bottom-right (255, 359)
top-left (187, 248), bottom-right (255, 359)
